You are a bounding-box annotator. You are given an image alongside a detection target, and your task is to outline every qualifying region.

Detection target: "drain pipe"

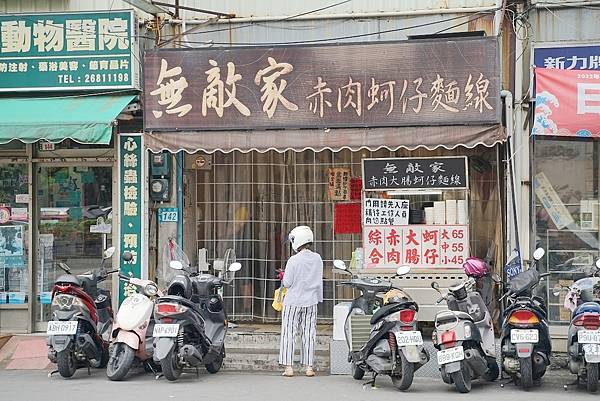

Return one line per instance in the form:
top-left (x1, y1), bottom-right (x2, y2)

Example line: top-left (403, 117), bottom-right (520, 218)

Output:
top-left (501, 89), bottom-right (522, 270)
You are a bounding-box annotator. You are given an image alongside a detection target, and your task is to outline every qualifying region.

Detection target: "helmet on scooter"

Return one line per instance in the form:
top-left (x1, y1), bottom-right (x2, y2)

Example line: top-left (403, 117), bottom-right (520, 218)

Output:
top-left (288, 226), bottom-right (313, 252)
top-left (383, 289), bottom-right (408, 305)
top-left (463, 257), bottom-right (489, 278)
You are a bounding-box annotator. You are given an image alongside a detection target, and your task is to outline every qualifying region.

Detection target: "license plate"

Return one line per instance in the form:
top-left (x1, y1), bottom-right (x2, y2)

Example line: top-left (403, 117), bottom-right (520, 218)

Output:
top-left (511, 329), bottom-right (539, 344)
top-left (394, 331), bottom-right (424, 347)
top-left (437, 346), bottom-right (465, 365)
top-left (583, 344), bottom-right (600, 363)
top-left (579, 330), bottom-right (600, 344)
top-left (46, 321), bottom-right (78, 335)
top-left (153, 324), bottom-right (179, 337)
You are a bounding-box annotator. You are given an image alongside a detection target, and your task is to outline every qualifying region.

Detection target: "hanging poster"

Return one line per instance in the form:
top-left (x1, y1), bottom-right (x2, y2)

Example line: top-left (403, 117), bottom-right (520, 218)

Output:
top-left (533, 171), bottom-right (574, 230)
top-left (119, 134), bottom-right (145, 303)
top-left (534, 68), bottom-right (600, 137)
top-left (334, 203), bottom-right (361, 234)
top-left (350, 177), bottom-right (362, 200)
top-left (363, 198), bottom-right (409, 226)
top-left (363, 225), bottom-right (469, 269)
top-left (328, 168), bottom-right (351, 201)
top-left (0, 225), bottom-right (23, 256)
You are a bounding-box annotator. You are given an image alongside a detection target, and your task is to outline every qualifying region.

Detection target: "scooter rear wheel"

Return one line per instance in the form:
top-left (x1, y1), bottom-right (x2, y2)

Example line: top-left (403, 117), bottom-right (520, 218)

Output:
top-left (391, 352), bottom-right (414, 391)
top-left (450, 361), bottom-right (472, 393)
top-left (106, 343), bottom-right (135, 381)
top-left (587, 363), bottom-right (599, 393)
top-left (520, 357), bottom-right (533, 390)
top-left (56, 349), bottom-right (77, 378)
top-left (161, 349), bottom-right (183, 381)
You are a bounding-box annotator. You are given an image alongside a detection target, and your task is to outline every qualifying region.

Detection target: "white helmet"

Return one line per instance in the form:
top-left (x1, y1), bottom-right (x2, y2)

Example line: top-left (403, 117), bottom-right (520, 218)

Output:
top-left (289, 226), bottom-right (314, 252)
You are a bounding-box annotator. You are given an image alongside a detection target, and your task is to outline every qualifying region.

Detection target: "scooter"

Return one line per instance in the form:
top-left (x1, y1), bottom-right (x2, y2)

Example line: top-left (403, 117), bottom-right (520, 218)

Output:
top-left (554, 259), bottom-right (600, 393)
top-left (499, 247), bottom-right (551, 389)
top-left (46, 247), bottom-right (118, 378)
top-left (106, 252), bottom-right (162, 381)
top-left (333, 260), bottom-right (429, 391)
top-left (152, 260), bottom-right (242, 381)
top-left (431, 276), bottom-right (499, 393)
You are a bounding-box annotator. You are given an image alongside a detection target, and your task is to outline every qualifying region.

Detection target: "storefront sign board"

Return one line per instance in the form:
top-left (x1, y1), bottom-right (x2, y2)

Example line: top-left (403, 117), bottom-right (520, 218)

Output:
top-left (118, 134), bottom-right (144, 303)
top-left (363, 224), bottom-right (468, 269)
top-left (363, 156), bottom-right (467, 191)
top-left (328, 168), bottom-right (351, 201)
top-left (144, 37), bottom-right (500, 130)
top-left (363, 198), bottom-right (409, 226)
top-left (534, 44), bottom-right (600, 71)
top-left (533, 68), bottom-right (600, 137)
top-left (533, 171), bottom-right (574, 230)
top-left (0, 10), bottom-right (139, 91)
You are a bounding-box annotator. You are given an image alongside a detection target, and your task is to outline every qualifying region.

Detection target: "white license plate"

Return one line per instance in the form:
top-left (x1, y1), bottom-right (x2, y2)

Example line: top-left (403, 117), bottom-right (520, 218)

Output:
top-left (511, 329), bottom-right (539, 344)
top-left (394, 331), bottom-right (424, 347)
top-left (583, 344), bottom-right (600, 363)
top-left (46, 321), bottom-right (78, 335)
top-left (153, 324), bottom-right (180, 337)
top-left (579, 330), bottom-right (600, 344)
top-left (437, 346), bottom-right (465, 365)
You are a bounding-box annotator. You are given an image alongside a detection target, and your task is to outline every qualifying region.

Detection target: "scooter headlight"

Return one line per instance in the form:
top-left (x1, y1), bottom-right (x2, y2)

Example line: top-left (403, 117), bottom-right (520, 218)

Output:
top-left (51, 294), bottom-right (84, 310)
top-left (144, 283), bottom-right (158, 297)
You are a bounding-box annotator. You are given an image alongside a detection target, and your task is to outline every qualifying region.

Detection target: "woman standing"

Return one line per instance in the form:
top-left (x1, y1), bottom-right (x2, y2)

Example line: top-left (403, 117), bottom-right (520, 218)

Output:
top-left (279, 226), bottom-right (323, 377)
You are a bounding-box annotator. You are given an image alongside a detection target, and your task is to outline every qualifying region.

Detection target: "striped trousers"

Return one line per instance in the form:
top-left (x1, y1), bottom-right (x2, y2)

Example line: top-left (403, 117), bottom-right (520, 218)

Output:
top-left (279, 304), bottom-right (318, 367)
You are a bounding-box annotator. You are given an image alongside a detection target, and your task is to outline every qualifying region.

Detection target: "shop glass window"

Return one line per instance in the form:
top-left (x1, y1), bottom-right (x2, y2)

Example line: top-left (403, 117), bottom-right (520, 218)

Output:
top-left (534, 138), bottom-right (600, 324)
top-left (0, 164), bottom-right (29, 305)
top-left (35, 166), bottom-right (113, 323)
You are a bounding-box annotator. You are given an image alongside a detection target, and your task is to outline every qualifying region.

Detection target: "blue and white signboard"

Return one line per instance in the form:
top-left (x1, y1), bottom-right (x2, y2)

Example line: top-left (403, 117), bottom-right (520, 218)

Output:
top-left (534, 44), bottom-right (600, 70)
top-left (158, 207), bottom-right (179, 223)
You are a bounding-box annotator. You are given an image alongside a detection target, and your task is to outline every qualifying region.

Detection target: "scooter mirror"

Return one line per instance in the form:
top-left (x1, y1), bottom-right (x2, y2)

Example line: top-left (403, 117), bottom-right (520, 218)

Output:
top-left (170, 260), bottom-right (184, 270)
top-left (431, 282), bottom-right (440, 291)
top-left (396, 265), bottom-right (411, 276)
top-left (596, 259), bottom-right (600, 270)
top-left (552, 283), bottom-right (562, 297)
top-left (122, 251), bottom-right (133, 262)
top-left (333, 260), bottom-right (347, 270)
top-left (533, 247), bottom-right (545, 261)
top-left (228, 262), bottom-right (242, 273)
top-left (103, 246), bottom-right (116, 259)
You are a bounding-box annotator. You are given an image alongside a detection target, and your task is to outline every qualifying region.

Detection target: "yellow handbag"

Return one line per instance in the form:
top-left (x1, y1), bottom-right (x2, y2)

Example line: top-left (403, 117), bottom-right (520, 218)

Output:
top-left (272, 286), bottom-right (287, 312)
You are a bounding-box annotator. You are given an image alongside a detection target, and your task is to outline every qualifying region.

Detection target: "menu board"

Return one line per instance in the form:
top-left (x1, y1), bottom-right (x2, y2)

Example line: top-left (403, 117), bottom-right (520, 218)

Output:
top-left (363, 224), bottom-right (469, 269)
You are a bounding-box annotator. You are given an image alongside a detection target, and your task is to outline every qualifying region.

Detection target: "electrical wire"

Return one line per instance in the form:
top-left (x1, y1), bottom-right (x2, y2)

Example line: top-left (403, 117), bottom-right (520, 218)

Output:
top-left (174, 9), bottom-right (498, 47)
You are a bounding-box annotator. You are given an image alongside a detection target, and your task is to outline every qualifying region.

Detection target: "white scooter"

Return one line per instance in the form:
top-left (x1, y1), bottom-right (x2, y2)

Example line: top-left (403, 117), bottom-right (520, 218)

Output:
top-left (106, 252), bottom-right (162, 381)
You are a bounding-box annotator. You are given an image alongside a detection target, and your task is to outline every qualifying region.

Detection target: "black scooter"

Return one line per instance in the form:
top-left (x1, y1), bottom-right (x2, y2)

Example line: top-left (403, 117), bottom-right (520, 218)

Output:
top-left (152, 260), bottom-right (242, 381)
top-left (499, 247), bottom-right (551, 389)
top-left (334, 260), bottom-right (429, 391)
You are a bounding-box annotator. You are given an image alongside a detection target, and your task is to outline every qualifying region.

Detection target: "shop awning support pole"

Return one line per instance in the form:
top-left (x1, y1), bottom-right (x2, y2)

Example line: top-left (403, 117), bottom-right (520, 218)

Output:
top-left (501, 89), bottom-right (522, 270)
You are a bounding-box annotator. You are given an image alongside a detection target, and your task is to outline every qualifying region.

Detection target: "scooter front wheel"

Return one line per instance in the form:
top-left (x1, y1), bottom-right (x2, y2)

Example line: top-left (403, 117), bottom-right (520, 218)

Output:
top-left (205, 345), bottom-right (225, 374)
top-left (587, 363), bottom-right (599, 393)
top-left (106, 343), bottom-right (135, 381)
top-left (450, 361), bottom-right (472, 393)
top-left (161, 349), bottom-right (183, 381)
top-left (391, 352), bottom-right (414, 391)
top-left (56, 349), bottom-right (77, 378)
top-left (351, 361), bottom-right (365, 380)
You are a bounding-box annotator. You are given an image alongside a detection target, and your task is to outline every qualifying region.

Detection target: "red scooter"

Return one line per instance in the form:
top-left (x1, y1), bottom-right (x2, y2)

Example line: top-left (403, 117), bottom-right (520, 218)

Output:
top-left (47, 247), bottom-right (118, 378)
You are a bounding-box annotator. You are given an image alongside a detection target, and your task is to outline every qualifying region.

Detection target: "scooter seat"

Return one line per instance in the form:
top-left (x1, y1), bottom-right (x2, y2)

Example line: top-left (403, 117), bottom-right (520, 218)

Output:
top-left (370, 301), bottom-right (417, 325)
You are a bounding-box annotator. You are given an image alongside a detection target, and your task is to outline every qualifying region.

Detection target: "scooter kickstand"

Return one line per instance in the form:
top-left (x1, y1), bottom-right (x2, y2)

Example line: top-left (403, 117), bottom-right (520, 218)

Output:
top-left (47, 369), bottom-right (59, 378)
top-left (363, 374), bottom-right (378, 389)
top-left (563, 378), bottom-right (579, 391)
top-left (195, 367), bottom-right (199, 377)
top-left (155, 372), bottom-right (164, 380)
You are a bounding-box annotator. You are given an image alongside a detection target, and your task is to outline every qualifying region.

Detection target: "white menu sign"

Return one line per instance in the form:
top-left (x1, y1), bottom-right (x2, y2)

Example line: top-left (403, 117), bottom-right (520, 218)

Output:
top-left (363, 198), bottom-right (409, 226)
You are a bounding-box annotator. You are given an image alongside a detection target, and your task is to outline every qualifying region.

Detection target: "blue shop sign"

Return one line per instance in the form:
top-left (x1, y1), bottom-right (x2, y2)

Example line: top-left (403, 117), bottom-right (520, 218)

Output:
top-left (534, 45), bottom-right (600, 70)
